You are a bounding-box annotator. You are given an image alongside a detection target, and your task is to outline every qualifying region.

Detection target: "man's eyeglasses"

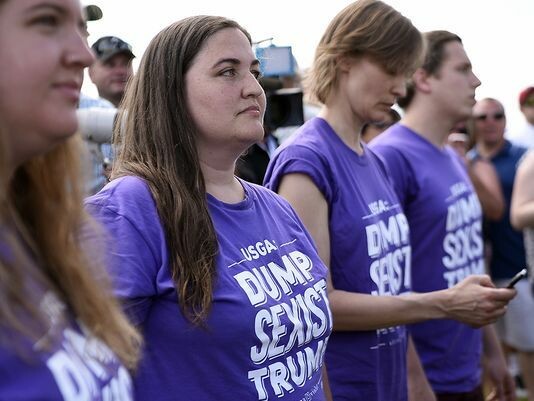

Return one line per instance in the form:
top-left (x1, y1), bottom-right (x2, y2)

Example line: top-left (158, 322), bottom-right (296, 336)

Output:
top-left (474, 112), bottom-right (505, 122)
top-left (522, 98), bottom-right (534, 107)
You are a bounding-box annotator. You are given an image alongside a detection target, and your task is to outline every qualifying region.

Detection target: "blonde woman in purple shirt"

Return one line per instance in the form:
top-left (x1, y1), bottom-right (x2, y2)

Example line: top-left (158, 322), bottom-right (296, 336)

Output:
top-left (264, 1), bottom-right (515, 400)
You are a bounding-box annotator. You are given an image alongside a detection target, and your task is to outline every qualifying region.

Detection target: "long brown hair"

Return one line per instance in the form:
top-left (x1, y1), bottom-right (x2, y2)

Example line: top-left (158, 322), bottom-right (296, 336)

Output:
top-left (0, 0), bottom-right (139, 367)
top-left (113, 16), bottom-right (251, 324)
top-left (0, 132), bottom-right (141, 368)
top-left (308, 0), bottom-right (423, 105)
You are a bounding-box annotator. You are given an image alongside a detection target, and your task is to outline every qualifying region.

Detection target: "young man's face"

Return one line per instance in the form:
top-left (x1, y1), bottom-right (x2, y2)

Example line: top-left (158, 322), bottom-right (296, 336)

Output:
top-left (428, 41), bottom-right (481, 122)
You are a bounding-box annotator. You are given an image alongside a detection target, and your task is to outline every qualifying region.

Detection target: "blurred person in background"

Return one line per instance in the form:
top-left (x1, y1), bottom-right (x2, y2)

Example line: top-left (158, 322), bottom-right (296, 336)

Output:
top-left (513, 87), bottom-right (534, 149)
top-left (448, 122), bottom-right (504, 221)
top-left (511, 151), bottom-right (534, 299)
top-left (511, 150), bottom-right (534, 277)
top-left (0, 0), bottom-right (140, 398)
top-left (88, 35), bottom-right (134, 107)
top-left (362, 108), bottom-right (401, 144)
top-left (470, 98), bottom-right (533, 401)
top-left (448, 123), bottom-right (470, 156)
top-left (78, 7), bottom-right (119, 195)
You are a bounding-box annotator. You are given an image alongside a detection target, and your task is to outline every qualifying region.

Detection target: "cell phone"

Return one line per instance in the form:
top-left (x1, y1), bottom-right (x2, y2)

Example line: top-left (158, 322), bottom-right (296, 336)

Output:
top-left (506, 268), bottom-right (528, 288)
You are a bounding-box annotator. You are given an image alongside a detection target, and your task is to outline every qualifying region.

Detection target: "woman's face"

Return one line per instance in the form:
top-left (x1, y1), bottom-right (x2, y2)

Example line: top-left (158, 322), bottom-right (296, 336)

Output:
top-left (338, 57), bottom-right (407, 126)
top-left (0, 0), bottom-right (94, 167)
top-left (185, 27), bottom-right (266, 161)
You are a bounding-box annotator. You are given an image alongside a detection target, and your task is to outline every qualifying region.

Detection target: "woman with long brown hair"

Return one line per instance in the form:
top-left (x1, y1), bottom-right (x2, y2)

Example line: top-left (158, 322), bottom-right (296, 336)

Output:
top-left (86, 15), bottom-right (332, 401)
top-left (0, 0), bottom-right (140, 398)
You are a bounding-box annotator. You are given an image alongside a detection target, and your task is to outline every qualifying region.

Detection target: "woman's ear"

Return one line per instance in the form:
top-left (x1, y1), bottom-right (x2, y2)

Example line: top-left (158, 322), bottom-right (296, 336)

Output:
top-left (337, 56), bottom-right (355, 73)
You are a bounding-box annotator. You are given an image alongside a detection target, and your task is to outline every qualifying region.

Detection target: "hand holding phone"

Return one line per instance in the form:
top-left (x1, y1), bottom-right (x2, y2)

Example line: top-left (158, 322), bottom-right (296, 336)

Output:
top-left (506, 268), bottom-right (528, 288)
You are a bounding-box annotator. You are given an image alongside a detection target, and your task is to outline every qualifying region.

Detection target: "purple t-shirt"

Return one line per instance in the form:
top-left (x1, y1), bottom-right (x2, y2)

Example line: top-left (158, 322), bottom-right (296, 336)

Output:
top-left (370, 124), bottom-right (483, 394)
top-left (0, 289), bottom-right (133, 400)
top-left (264, 117), bottom-right (410, 401)
top-left (85, 176), bottom-right (332, 401)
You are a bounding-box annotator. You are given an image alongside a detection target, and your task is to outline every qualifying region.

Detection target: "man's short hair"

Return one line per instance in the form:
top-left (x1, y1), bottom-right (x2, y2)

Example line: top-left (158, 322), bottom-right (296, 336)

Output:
top-left (307, 0), bottom-right (423, 105)
top-left (398, 30), bottom-right (462, 109)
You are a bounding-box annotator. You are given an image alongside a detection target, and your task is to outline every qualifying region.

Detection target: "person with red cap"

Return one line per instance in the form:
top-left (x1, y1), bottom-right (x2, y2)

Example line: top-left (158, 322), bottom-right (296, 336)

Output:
top-left (515, 86), bottom-right (534, 148)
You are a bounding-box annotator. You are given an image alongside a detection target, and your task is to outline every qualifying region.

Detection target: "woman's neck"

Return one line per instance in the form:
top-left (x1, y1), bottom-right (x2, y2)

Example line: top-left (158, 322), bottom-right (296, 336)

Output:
top-left (318, 105), bottom-right (364, 154)
top-left (199, 158), bottom-right (244, 204)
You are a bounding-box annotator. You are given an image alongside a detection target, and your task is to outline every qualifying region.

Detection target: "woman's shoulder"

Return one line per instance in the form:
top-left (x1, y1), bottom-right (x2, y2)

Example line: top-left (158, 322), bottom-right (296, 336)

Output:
top-left (85, 175), bottom-right (156, 220)
top-left (278, 118), bottom-right (333, 154)
top-left (88, 175), bottom-right (150, 202)
top-left (242, 180), bottom-right (282, 201)
top-left (242, 180), bottom-right (295, 211)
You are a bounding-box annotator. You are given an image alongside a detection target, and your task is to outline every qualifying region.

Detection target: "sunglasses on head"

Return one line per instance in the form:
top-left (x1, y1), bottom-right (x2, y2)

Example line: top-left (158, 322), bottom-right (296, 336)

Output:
top-left (474, 112), bottom-right (505, 122)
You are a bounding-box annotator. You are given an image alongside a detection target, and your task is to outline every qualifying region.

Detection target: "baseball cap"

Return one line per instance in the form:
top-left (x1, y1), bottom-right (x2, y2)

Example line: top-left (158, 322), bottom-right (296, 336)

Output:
top-left (91, 36), bottom-right (135, 62)
top-left (519, 87), bottom-right (534, 106)
top-left (83, 4), bottom-right (103, 21)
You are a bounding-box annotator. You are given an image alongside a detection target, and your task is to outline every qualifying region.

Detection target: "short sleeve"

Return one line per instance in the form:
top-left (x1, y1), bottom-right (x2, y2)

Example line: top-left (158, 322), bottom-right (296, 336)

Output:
top-left (85, 178), bottom-right (167, 325)
top-left (264, 144), bottom-right (336, 204)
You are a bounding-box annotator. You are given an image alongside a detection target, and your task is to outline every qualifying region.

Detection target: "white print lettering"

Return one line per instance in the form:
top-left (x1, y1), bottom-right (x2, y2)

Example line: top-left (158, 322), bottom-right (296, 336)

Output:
top-left (443, 259), bottom-right (485, 288)
top-left (442, 222), bottom-right (483, 269)
top-left (298, 379), bottom-right (322, 401)
top-left (445, 193), bottom-right (482, 232)
top-left (449, 182), bottom-right (469, 199)
top-left (369, 246), bottom-right (411, 296)
top-left (233, 247), bottom-right (332, 400)
top-left (234, 251), bottom-right (314, 307)
top-left (248, 339), bottom-right (328, 400)
top-left (250, 280), bottom-right (330, 364)
top-left (241, 240), bottom-right (279, 261)
top-left (373, 326), bottom-right (406, 349)
top-left (46, 328), bottom-right (132, 401)
top-left (365, 212), bottom-right (411, 295)
top-left (368, 200), bottom-right (391, 215)
top-left (37, 292), bottom-right (132, 401)
top-left (442, 190), bottom-right (484, 287)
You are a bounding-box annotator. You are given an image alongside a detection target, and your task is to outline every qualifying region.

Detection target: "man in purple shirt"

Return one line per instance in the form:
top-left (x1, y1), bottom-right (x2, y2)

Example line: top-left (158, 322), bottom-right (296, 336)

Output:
top-left (371, 30), bottom-right (515, 401)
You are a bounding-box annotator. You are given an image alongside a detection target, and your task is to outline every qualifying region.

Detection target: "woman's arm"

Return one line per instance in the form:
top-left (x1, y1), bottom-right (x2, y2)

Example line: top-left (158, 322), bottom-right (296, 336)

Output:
top-left (482, 325), bottom-right (516, 401)
top-left (511, 151), bottom-right (534, 229)
top-left (407, 336), bottom-right (436, 401)
top-left (469, 159), bottom-right (505, 221)
top-left (277, 173), bottom-right (515, 330)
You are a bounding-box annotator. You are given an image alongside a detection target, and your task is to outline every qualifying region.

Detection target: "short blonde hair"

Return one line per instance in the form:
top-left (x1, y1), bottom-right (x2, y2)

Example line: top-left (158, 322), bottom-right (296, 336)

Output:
top-left (308, 0), bottom-right (423, 104)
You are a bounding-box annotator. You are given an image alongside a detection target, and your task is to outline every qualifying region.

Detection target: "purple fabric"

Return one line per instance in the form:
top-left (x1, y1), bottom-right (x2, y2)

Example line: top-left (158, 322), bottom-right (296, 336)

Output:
top-left (0, 291), bottom-right (132, 400)
top-left (370, 124), bottom-right (483, 394)
top-left (85, 176), bottom-right (332, 401)
top-left (265, 117), bottom-right (410, 401)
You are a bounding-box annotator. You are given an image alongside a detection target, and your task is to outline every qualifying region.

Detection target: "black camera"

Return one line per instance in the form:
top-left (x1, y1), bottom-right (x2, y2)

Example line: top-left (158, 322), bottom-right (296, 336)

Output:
top-left (255, 45), bottom-right (304, 132)
top-left (264, 88), bottom-right (304, 132)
